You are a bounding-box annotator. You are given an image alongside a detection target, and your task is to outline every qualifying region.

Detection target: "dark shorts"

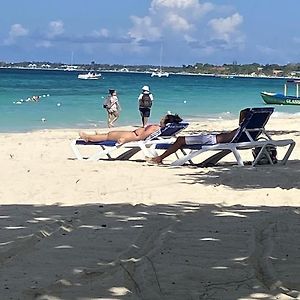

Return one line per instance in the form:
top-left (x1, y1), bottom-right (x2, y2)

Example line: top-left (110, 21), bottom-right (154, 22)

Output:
top-left (139, 107), bottom-right (151, 117)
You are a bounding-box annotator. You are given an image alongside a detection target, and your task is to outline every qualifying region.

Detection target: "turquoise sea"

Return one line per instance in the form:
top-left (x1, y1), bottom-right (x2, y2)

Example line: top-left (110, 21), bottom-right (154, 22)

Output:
top-left (1, 68), bottom-right (300, 133)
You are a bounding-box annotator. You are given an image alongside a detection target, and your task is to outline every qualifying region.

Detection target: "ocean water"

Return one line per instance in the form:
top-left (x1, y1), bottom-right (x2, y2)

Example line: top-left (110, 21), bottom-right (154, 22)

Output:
top-left (1, 68), bottom-right (300, 132)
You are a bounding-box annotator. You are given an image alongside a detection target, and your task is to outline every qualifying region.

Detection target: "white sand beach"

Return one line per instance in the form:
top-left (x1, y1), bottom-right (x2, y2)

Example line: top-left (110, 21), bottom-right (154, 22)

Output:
top-left (1, 116), bottom-right (300, 299)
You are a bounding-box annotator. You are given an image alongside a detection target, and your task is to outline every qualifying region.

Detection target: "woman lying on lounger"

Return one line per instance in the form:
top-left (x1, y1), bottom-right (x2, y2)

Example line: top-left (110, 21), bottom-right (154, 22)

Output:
top-left (150, 108), bottom-right (249, 164)
top-left (79, 114), bottom-right (182, 145)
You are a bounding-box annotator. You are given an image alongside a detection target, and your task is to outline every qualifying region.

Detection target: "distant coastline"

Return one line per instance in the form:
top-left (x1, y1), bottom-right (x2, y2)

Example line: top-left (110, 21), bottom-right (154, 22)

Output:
top-left (0, 65), bottom-right (298, 81)
top-left (1, 59), bottom-right (300, 79)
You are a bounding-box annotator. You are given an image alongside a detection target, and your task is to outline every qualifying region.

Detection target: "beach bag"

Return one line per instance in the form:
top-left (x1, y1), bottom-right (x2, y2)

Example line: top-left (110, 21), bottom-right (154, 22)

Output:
top-left (139, 94), bottom-right (152, 108)
top-left (252, 138), bottom-right (277, 165)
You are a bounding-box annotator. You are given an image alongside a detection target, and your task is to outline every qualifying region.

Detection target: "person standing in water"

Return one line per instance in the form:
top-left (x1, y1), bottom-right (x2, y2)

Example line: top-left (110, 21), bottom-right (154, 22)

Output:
top-left (103, 89), bottom-right (121, 127)
top-left (138, 85), bottom-right (154, 127)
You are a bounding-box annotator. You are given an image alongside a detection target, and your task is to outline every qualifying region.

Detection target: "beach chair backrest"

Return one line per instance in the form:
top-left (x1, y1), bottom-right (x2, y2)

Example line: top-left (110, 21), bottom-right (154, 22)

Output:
top-left (145, 122), bottom-right (189, 141)
top-left (232, 107), bottom-right (274, 143)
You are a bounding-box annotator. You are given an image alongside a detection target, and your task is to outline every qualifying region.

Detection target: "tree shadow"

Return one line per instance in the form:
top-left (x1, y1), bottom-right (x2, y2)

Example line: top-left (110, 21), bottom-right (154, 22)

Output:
top-left (0, 202), bottom-right (299, 299)
top-left (175, 159), bottom-right (300, 190)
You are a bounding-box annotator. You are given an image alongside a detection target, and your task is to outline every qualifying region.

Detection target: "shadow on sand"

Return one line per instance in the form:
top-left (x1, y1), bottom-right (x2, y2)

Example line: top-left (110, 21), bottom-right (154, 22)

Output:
top-left (0, 202), bottom-right (299, 299)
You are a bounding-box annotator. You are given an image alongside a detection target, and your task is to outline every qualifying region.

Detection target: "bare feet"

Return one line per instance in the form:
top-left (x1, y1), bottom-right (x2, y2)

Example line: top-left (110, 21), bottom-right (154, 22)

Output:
top-left (147, 156), bottom-right (163, 165)
top-left (79, 132), bottom-right (90, 142)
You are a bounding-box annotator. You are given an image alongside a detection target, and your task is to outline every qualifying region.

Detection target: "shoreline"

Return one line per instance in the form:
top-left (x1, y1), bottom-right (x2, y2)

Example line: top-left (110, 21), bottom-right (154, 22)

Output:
top-left (1, 112), bottom-right (300, 134)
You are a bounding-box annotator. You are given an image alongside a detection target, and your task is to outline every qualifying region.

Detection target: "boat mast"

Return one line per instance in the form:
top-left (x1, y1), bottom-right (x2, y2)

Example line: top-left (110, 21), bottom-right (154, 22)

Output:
top-left (159, 44), bottom-right (163, 72)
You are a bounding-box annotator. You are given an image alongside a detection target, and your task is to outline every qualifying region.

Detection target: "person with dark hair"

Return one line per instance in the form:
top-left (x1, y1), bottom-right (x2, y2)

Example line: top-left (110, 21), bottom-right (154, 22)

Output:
top-left (138, 85), bottom-right (154, 127)
top-left (103, 89), bottom-right (121, 127)
top-left (79, 114), bottom-right (182, 145)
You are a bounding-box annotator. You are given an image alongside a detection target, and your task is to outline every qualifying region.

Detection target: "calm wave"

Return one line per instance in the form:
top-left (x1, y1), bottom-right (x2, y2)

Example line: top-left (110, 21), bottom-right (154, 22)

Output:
top-left (1, 68), bottom-right (299, 132)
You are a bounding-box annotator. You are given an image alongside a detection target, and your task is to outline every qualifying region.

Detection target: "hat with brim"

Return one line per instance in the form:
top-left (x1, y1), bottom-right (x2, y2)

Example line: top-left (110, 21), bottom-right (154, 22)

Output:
top-left (142, 85), bottom-right (150, 94)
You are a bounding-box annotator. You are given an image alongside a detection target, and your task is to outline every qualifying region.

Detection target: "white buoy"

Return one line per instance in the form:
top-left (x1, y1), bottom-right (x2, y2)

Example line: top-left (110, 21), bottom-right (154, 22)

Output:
top-left (47, 94), bottom-right (50, 97)
top-left (57, 103), bottom-right (61, 107)
top-left (41, 118), bottom-right (46, 122)
top-left (183, 100), bottom-right (187, 103)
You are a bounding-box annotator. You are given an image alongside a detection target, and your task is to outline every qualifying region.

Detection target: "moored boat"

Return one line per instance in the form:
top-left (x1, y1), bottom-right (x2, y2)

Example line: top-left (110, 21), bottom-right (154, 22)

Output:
top-left (78, 72), bottom-right (101, 80)
top-left (151, 70), bottom-right (169, 78)
top-left (261, 79), bottom-right (300, 105)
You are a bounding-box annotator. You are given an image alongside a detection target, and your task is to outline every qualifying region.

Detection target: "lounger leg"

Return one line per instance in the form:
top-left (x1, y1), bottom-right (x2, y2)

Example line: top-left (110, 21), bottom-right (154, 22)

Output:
top-left (232, 149), bottom-right (244, 166)
top-left (252, 144), bottom-right (273, 166)
top-left (88, 146), bottom-right (116, 161)
top-left (199, 150), bottom-right (231, 167)
top-left (70, 140), bottom-right (83, 160)
top-left (171, 149), bottom-right (205, 166)
top-left (282, 142), bottom-right (295, 165)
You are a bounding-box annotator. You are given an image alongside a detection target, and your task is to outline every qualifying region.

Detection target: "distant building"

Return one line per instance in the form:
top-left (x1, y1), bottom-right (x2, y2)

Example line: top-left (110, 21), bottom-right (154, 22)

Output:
top-left (273, 69), bottom-right (283, 76)
top-left (28, 63), bottom-right (37, 68)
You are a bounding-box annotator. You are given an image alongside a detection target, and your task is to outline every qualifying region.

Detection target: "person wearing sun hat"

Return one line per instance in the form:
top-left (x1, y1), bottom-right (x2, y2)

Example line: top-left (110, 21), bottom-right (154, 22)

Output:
top-left (138, 85), bottom-right (154, 127)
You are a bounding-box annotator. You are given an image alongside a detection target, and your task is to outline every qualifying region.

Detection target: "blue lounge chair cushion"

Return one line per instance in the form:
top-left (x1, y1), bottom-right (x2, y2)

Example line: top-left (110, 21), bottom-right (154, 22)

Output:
top-left (75, 140), bottom-right (117, 146)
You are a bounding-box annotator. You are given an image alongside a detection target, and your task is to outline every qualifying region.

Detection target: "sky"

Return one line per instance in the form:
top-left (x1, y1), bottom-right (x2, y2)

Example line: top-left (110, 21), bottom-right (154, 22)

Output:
top-left (1, 0), bottom-right (300, 66)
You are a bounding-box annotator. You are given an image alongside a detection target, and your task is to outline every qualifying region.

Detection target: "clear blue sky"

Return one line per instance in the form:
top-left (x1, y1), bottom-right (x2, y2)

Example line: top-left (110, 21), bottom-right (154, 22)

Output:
top-left (1, 0), bottom-right (299, 66)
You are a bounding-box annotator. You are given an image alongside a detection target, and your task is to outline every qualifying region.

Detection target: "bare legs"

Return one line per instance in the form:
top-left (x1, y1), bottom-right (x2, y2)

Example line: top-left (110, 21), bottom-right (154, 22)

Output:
top-left (151, 136), bottom-right (186, 164)
top-left (79, 130), bottom-right (137, 144)
top-left (108, 112), bottom-right (119, 128)
top-left (79, 132), bottom-right (109, 142)
top-left (141, 116), bottom-right (148, 128)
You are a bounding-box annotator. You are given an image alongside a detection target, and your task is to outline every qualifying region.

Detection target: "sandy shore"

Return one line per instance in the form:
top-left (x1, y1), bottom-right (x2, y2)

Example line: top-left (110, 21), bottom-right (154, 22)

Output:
top-left (0, 116), bottom-right (300, 299)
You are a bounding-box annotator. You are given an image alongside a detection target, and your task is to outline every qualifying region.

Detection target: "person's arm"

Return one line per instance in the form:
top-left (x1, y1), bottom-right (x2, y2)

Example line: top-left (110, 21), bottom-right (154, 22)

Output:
top-left (103, 96), bottom-right (111, 108)
top-left (115, 97), bottom-right (121, 111)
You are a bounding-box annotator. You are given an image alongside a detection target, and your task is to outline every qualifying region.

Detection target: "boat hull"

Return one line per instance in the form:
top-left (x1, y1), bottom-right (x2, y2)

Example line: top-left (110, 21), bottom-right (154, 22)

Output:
top-left (261, 92), bottom-right (300, 105)
top-left (78, 73), bottom-right (101, 80)
top-left (151, 71), bottom-right (169, 78)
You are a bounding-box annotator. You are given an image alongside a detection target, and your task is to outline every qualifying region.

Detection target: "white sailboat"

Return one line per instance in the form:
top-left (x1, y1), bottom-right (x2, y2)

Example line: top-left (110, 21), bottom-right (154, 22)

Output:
top-left (65, 51), bottom-right (78, 71)
top-left (151, 45), bottom-right (169, 78)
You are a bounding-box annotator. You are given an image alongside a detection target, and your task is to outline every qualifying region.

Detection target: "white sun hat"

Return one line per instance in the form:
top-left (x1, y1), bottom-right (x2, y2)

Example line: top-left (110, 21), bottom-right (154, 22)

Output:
top-left (142, 85), bottom-right (150, 93)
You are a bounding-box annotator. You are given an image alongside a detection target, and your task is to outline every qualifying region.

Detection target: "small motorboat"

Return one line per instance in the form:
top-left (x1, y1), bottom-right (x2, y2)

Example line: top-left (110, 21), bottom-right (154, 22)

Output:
top-left (151, 70), bottom-right (169, 78)
top-left (77, 72), bottom-right (101, 80)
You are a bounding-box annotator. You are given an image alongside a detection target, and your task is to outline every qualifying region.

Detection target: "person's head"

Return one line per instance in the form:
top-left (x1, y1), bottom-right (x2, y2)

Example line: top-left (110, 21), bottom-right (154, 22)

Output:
top-left (160, 114), bottom-right (182, 127)
top-left (142, 85), bottom-right (150, 94)
top-left (109, 89), bottom-right (116, 96)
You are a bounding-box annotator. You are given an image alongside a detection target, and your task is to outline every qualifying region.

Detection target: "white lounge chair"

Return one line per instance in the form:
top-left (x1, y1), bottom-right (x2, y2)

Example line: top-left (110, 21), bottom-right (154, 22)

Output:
top-left (70, 122), bottom-right (189, 161)
top-left (154, 107), bottom-right (295, 167)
